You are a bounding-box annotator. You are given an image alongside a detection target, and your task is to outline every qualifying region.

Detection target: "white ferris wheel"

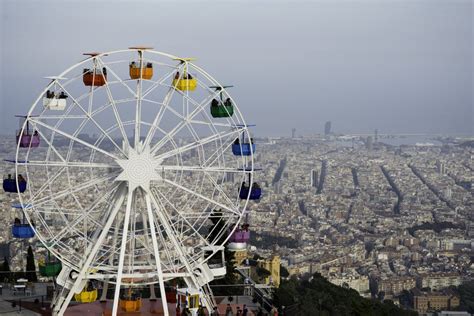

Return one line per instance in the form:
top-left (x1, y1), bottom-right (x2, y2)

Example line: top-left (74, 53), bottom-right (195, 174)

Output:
top-left (10, 47), bottom-right (261, 315)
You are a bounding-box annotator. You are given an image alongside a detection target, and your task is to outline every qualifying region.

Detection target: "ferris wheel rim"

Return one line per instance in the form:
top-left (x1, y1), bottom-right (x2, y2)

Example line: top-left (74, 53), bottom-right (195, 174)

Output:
top-left (13, 48), bottom-right (256, 286)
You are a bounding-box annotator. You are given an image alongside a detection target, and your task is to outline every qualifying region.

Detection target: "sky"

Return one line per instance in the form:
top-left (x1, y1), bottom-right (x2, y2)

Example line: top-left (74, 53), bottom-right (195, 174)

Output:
top-left (1, 0), bottom-right (472, 137)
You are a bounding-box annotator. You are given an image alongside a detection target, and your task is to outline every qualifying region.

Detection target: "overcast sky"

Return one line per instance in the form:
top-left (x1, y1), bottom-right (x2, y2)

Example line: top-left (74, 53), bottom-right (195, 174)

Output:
top-left (1, 0), bottom-right (472, 136)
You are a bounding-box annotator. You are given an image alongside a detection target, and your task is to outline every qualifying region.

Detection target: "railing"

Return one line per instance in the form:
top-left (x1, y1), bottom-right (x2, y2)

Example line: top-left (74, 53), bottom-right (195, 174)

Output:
top-left (236, 267), bottom-right (274, 312)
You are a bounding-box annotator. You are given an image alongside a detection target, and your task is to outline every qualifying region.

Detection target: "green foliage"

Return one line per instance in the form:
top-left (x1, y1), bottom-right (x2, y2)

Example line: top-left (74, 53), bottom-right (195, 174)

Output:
top-left (408, 221), bottom-right (464, 236)
top-left (0, 257), bottom-right (11, 282)
top-left (256, 267), bottom-right (271, 278)
top-left (249, 232), bottom-right (298, 249)
top-left (273, 273), bottom-right (418, 316)
top-left (280, 265), bottom-right (290, 278)
top-left (458, 281), bottom-right (474, 313)
top-left (26, 246), bottom-right (37, 282)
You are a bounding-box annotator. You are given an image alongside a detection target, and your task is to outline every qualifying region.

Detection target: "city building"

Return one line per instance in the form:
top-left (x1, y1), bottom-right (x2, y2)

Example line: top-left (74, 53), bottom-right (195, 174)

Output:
top-left (419, 273), bottom-right (463, 291)
top-left (311, 169), bottom-right (319, 188)
top-left (378, 276), bottom-right (416, 296)
top-left (324, 121), bottom-right (332, 136)
top-left (413, 289), bottom-right (460, 314)
top-left (257, 255), bottom-right (281, 288)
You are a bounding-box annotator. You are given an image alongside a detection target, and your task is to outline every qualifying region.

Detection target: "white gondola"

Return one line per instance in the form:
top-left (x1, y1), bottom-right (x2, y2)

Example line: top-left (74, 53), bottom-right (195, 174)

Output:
top-left (43, 97), bottom-right (67, 110)
top-left (43, 76), bottom-right (68, 110)
top-left (202, 246), bottom-right (226, 279)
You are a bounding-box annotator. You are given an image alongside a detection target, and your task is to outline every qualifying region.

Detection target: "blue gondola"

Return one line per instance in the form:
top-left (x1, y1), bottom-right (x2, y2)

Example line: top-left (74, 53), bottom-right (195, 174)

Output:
top-left (232, 126), bottom-right (256, 156)
top-left (11, 203), bottom-right (35, 239)
top-left (232, 143), bottom-right (256, 156)
top-left (3, 176), bottom-right (27, 193)
top-left (239, 183), bottom-right (262, 200)
top-left (12, 224), bottom-right (35, 239)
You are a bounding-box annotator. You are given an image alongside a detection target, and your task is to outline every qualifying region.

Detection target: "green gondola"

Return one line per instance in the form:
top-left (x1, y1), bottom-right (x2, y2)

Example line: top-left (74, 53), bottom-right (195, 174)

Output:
top-left (209, 85), bottom-right (234, 118)
top-left (39, 261), bottom-right (62, 277)
top-left (211, 104), bottom-right (234, 118)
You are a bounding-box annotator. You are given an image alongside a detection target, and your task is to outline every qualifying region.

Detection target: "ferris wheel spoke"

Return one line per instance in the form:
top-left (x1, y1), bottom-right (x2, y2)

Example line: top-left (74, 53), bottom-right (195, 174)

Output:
top-left (27, 166), bottom-right (68, 202)
top-left (148, 191), bottom-right (204, 275)
top-left (149, 188), bottom-right (189, 239)
top-left (98, 59), bottom-right (138, 98)
top-left (144, 190), bottom-right (170, 313)
top-left (112, 187), bottom-right (134, 315)
top-left (149, 201), bottom-right (182, 273)
top-left (162, 178), bottom-right (240, 216)
top-left (20, 160), bottom-right (118, 169)
top-left (201, 170), bottom-right (237, 208)
top-left (29, 118), bottom-right (120, 161)
top-left (30, 173), bottom-right (116, 207)
top-left (155, 128), bottom-right (241, 161)
top-left (201, 132), bottom-right (237, 167)
top-left (142, 87), bottom-right (180, 149)
top-left (152, 189), bottom-right (211, 247)
top-left (96, 58), bottom-right (132, 151)
top-left (150, 89), bottom-right (222, 155)
top-left (141, 65), bottom-right (189, 149)
top-left (141, 63), bottom-right (184, 99)
top-left (133, 53), bottom-right (145, 147)
top-left (189, 119), bottom-right (233, 128)
top-left (160, 165), bottom-right (248, 173)
top-left (56, 82), bottom-right (128, 157)
top-left (27, 123), bottom-right (67, 163)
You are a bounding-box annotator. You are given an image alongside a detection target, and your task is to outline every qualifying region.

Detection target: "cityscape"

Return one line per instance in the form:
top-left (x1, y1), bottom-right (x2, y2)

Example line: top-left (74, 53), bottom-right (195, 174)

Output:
top-left (1, 0), bottom-right (472, 315)
top-left (0, 124), bottom-right (472, 315)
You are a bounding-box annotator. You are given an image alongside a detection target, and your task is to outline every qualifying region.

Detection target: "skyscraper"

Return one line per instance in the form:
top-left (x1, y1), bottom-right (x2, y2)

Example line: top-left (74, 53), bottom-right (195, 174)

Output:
top-left (292, 128), bottom-right (296, 139)
top-left (366, 136), bottom-right (373, 151)
top-left (324, 121), bottom-right (332, 136)
top-left (311, 169), bottom-right (319, 188)
top-left (436, 160), bottom-right (446, 175)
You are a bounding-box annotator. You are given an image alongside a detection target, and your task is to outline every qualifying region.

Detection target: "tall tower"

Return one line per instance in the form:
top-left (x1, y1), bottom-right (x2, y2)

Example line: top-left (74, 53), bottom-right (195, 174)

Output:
top-left (292, 128), bottom-right (296, 139)
top-left (311, 169), bottom-right (319, 188)
top-left (374, 129), bottom-right (378, 143)
top-left (436, 160), bottom-right (446, 175)
top-left (324, 121), bottom-right (332, 136)
top-left (366, 136), bottom-right (373, 151)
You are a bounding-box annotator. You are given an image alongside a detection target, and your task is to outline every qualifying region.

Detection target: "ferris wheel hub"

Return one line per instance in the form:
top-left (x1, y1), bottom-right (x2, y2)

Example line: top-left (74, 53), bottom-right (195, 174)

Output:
top-left (115, 145), bottom-right (162, 192)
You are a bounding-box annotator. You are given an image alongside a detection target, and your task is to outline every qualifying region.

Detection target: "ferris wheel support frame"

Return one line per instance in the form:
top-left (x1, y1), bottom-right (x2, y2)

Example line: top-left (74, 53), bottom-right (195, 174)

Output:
top-left (16, 48), bottom-right (256, 316)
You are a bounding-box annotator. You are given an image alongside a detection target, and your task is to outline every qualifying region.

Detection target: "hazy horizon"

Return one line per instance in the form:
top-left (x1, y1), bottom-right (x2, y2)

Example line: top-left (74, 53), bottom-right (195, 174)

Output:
top-left (1, 0), bottom-right (472, 137)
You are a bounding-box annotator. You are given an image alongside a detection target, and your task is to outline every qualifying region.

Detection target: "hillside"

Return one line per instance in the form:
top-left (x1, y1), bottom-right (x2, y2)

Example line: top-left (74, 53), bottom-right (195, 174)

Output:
top-left (273, 273), bottom-right (418, 316)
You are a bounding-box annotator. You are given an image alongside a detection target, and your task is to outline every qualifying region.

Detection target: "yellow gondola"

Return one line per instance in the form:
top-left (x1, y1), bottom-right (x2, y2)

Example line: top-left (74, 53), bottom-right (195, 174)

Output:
top-left (172, 57), bottom-right (197, 91)
top-left (130, 62), bottom-right (153, 80)
top-left (119, 288), bottom-right (142, 312)
top-left (119, 297), bottom-right (142, 312)
top-left (74, 285), bottom-right (98, 303)
top-left (172, 77), bottom-right (197, 91)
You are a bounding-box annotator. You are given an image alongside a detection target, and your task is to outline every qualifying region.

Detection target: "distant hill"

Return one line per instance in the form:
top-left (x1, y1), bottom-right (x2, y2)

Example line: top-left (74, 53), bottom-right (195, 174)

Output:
top-left (273, 273), bottom-right (418, 316)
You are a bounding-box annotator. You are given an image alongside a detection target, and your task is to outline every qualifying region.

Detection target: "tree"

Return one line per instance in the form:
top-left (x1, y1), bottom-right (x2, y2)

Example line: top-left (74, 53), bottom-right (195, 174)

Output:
top-left (458, 281), bottom-right (474, 313)
top-left (273, 273), bottom-right (418, 316)
top-left (256, 267), bottom-right (271, 279)
top-left (0, 257), bottom-right (11, 282)
top-left (280, 265), bottom-right (290, 279)
top-left (26, 246), bottom-right (37, 282)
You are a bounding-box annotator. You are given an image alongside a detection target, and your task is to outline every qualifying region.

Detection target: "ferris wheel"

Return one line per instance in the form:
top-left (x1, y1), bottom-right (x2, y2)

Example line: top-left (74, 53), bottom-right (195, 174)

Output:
top-left (11, 47), bottom-right (261, 315)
